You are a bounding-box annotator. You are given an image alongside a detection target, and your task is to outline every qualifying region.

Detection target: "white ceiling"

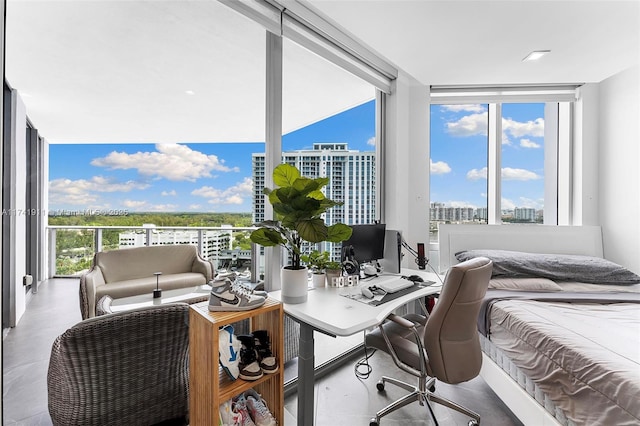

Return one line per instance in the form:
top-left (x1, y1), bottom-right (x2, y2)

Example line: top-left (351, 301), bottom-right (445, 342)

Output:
top-left (5, 0), bottom-right (639, 144)
top-left (308, 0), bottom-right (639, 86)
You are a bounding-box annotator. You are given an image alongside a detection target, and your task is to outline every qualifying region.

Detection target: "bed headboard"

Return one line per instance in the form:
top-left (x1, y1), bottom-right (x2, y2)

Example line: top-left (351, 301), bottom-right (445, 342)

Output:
top-left (438, 224), bottom-right (603, 272)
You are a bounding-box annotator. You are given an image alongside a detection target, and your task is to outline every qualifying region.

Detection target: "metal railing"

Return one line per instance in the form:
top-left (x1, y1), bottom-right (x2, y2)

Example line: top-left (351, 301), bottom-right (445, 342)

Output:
top-left (46, 225), bottom-right (261, 279)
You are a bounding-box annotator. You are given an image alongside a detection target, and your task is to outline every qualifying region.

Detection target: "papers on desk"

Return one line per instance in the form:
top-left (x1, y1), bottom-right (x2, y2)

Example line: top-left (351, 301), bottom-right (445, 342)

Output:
top-left (340, 281), bottom-right (437, 306)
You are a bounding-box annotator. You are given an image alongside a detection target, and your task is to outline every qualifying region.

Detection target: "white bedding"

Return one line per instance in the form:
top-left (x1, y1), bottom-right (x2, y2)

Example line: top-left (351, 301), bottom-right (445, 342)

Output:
top-left (488, 299), bottom-right (640, 425)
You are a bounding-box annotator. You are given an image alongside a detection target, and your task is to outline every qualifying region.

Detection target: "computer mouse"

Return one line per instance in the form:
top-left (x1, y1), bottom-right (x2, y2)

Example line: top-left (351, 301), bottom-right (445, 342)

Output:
top-left (361, 286), bottom-right (374, 299)
top-left (405, 275), bottom-right (424, 282)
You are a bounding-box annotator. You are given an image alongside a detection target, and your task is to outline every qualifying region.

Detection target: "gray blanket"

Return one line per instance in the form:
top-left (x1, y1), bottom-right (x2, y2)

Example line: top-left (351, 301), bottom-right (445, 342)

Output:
top-left (478, 289), bottom-right (640, 336)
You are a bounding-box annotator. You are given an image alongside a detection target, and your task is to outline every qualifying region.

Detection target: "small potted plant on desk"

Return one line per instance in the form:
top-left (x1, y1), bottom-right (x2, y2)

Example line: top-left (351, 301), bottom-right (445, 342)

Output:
top-left (250, 163), bottom-right (352, 303)
top-left (301, 250), bottom-right (330, 288)
top-left (324, 260), bottom-right (344, 287)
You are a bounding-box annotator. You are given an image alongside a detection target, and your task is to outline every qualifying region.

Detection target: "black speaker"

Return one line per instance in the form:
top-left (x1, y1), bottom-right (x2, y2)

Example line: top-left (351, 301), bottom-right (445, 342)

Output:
top-left (342, 245), bottom-right (360, 275)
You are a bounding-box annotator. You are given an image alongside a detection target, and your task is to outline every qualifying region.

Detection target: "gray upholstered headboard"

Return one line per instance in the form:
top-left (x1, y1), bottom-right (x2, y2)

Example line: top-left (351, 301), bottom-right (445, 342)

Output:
top-left (438, 224), bottom-right (603, 272)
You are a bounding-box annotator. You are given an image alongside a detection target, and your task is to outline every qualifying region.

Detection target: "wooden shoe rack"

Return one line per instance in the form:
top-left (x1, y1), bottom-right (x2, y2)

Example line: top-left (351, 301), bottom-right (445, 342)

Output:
top-left (189, 298), bottom-right (284, 424)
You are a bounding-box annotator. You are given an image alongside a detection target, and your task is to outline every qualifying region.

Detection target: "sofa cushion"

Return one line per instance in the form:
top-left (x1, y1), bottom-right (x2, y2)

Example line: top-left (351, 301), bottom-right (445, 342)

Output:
top-left (96, 245), bottom-right (198, 283)
top-left (95, 272), bottom-right (208, 300)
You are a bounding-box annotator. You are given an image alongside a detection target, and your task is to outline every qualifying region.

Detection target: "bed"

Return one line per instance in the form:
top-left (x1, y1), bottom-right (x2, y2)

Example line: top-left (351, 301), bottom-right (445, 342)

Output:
top-left (438, 224), bottom-right (640, 426)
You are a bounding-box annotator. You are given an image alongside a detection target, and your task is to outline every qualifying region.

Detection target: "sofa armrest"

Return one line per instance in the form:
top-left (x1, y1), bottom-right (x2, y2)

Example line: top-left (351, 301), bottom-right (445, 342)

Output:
top-left (192, 254), bottom-right (215, 281)
top-left (79, 266), bottom-right (106, 319)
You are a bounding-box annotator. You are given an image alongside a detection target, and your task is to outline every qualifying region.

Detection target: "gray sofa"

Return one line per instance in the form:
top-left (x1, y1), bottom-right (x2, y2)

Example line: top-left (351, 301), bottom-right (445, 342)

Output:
top-left (79, 245), bottom-right (214, 319)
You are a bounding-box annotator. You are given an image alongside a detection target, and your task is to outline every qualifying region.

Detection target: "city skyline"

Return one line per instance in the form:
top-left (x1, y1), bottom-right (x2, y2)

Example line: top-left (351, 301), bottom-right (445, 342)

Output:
top-left (49, 100), bottom-right (545, 215)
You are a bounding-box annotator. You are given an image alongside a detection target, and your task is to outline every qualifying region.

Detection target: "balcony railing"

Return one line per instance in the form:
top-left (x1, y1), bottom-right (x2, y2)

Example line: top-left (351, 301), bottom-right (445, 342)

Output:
top-left (47, 225), bottom-right (262, 279)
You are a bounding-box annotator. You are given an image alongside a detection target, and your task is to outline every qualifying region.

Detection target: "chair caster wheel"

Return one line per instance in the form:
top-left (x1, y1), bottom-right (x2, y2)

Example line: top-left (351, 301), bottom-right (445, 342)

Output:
top-left (376, 381), bottom-right (385, 392)
top-left (369, 419), bottom-right (379, 426)
top-left (468, 419), bottom-right (479, 426)
top-left (429, 383), bottom-right (436, 392)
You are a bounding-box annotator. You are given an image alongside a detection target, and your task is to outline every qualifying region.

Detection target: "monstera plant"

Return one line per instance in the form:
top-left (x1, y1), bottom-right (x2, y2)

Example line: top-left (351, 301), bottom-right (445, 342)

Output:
top-left (250, 163), bottom-right (353, 270)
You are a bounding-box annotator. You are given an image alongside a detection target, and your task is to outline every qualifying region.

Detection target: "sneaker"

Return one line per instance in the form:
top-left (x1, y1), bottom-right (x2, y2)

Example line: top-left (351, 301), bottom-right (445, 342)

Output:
top-left (252, 330), bottom-right (278, 374)
top-left (233, 395), bottom-right (257, 426)
top-left (237, 334), bottom-right (264, 381)
top-left (209, 278), bottom-right (266, 312)
top-left (234, 281), bottom-right (268, 298)
top-left (220, 398), bottom-right (241, 425)
top-left (244, 389), bottom-right (277, 426)
top-left (219, 325), bottom-right (241, 380)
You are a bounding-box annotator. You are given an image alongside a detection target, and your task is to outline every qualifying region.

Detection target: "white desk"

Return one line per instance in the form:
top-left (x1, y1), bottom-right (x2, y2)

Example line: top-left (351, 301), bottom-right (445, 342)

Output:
top-left (269, 270), bottom-right (442, 426)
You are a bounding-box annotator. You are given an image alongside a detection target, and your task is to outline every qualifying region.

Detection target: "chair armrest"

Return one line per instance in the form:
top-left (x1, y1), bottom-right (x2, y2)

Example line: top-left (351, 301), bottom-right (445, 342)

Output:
top-left (79, 266), bottom-right (106, 319)
top-left (386, 313), bottom-right (415, 329)
top-left (192, 254), bottom-right (214, 281)
top-left (378, 313), bottom-right (429, 377)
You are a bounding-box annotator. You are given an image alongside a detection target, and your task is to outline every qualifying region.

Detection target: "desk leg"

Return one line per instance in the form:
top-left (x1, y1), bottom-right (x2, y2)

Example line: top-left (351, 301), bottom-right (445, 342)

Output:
top-left (298, 322), bottom-right (315, 426)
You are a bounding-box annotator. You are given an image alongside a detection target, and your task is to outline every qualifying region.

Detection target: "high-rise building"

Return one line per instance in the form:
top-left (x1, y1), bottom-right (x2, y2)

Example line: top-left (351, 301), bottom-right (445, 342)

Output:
top-left (253, 143), bottom-right (376, 226)
top-left (253, 143), bottom-right (376, 259)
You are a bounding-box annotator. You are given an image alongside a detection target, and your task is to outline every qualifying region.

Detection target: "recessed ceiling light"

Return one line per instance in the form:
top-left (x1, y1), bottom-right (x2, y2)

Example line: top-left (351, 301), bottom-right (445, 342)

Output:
top-left (185, 90), bottom-right (195, 95)
top-left (523, 50), bottom-right (550, 62)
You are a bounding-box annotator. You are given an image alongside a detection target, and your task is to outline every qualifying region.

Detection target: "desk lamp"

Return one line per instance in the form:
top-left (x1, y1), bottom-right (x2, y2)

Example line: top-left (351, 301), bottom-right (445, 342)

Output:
top-left (153, 272), bottom-right (162, 298)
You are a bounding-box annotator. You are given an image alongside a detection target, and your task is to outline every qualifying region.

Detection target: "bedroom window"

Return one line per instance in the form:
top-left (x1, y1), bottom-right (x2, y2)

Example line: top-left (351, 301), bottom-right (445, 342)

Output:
top-left (429, 85), bottom-right (579, 242)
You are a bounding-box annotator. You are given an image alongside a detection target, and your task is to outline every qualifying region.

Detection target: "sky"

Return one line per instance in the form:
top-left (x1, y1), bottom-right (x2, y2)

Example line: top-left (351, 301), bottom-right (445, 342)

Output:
top-left (48, 101), bottom-right (377, 214)
top-left (430, 102), bottom-right (545, 211)
top-left (49, 100), bottom-right (544, 214)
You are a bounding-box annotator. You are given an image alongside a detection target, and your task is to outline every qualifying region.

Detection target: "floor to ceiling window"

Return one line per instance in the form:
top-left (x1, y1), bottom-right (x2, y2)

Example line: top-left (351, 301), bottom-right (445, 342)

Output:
top-left (429, 86), bottom-right (578, 248)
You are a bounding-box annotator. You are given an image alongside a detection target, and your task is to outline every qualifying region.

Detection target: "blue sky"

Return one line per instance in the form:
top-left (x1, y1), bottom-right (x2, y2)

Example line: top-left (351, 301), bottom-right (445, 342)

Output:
top-left (49, 100), bottom-right (544, 214)
top-left (48, 101), bottom-right (377, 213)
top-left (430, 103), bottom-right (544, 210)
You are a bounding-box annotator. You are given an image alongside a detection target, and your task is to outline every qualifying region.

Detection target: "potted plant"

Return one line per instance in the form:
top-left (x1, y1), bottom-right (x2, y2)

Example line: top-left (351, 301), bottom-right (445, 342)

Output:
top-left (250, 163), bottom-right (352, 303)
top-left (301, 250), bottom-right (331, 288)
top-left (324, 260), bottom-right (343, 287)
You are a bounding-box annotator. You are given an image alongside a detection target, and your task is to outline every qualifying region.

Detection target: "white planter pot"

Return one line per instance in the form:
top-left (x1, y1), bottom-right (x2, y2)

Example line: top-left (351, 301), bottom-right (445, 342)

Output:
top-left (281, 266), bottom-right (309, 304)
top-left (325, 269), bottom-right (343, 287)
top-left (311, 272), bottom-right (326, 288)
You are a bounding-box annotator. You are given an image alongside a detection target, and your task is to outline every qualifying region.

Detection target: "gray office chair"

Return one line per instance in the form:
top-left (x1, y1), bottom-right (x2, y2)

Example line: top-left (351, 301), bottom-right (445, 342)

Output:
top-left (47, 303), bottom-right (190, 426)
top-left (365, 257), bottom-right (493, 426)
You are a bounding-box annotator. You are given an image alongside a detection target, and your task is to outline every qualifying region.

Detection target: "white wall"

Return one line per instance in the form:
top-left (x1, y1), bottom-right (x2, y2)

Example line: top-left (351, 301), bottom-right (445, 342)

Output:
top-left (383, 71), bottom-right (430, 270)
top-left (597, 65), bottom-right (640, 274)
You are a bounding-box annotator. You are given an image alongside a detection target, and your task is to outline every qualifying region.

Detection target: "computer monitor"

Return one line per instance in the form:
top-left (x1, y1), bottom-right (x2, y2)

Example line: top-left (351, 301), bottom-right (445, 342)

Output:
top-left (341, 223), bottom-right (386, 265)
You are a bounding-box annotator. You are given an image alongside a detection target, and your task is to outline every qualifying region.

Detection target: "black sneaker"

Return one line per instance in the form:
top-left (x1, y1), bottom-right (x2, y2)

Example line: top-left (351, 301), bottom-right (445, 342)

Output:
top-left (237, 334), bottom-right (263, 381)
top-left (252, 330), bottom-right (278, 374)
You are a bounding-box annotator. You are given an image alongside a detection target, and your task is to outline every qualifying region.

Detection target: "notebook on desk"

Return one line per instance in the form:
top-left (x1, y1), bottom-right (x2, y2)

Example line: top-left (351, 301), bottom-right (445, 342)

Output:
top-left (371, 276), bottom-right (414, 294)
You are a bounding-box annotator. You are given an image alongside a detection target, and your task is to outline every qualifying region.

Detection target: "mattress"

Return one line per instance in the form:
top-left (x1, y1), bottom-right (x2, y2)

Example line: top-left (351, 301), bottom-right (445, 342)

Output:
top-left (487, 299), bottom-right (640, 425)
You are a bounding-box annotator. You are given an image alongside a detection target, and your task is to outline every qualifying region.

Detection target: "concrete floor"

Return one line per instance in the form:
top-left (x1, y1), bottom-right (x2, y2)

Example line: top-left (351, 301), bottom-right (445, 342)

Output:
top-left (3, 279), bottom-right (521, 425)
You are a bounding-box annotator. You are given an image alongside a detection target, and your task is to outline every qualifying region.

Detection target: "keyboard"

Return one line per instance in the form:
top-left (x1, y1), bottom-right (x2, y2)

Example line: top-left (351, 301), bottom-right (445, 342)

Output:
top-left (370, 276), bottom-right (414, 294)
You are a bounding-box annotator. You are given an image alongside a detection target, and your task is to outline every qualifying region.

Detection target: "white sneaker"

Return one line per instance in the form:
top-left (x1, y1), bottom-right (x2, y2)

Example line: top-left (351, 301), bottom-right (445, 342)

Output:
top-left (220, 398), bottom-right (241, 425)
top-left (209, 278), bottom-right (266, 312)
top-left (244, 389), bottom-right (277, 426)
top-left (219, 325), bottom-right (241, 380)
top-left (233, 395), bottom-right (257, 426)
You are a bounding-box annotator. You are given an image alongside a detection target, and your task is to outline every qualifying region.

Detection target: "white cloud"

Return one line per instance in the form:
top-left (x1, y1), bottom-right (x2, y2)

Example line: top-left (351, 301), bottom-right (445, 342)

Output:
top-left (367, 136), bottom-right (376, 146)
top-left (441, 104), bottom-right (486, 113)
top-left (90, 143), bottom-right (240, 182)
top-left (466, 167), bottom-right (540, 181)
top-left (503, 117), bottom-right (544, 138)
top-left (48, 176), bottom-right (149, 205)
top-left (446, 112), bottom-right (488, 137)
top-left (430, 159), bottom-right (451, 175)
top-left (192, 177), bottom-right (254, 205)
top-left (520, 138), bottom-right (541, 148)
top-left (122, 200), bottom-right (148, 209)
top-left (501, 197), bottom-right (516, 210)
top-left (516, 196), bottom-right (544, 209)
top-left (161, 190), bottom-right (177, 196)
top-left (467, 167), bottom-right (487, 180)
top-left (121, 200), bottom-right (179, 212)
top-left (502, 167), bottom-right (541, 181)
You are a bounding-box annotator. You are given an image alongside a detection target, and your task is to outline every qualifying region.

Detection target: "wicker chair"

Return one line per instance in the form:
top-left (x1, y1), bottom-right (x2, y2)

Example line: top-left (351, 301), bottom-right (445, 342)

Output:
top-left (47, 303), bottom-right (190, 426)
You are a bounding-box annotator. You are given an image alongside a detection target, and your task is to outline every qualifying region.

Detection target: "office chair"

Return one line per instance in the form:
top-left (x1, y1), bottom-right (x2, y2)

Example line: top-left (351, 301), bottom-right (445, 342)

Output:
top-left (47, 303), bottom-right (190, 426)
top-left (365, 257), bottom-right (493, 426)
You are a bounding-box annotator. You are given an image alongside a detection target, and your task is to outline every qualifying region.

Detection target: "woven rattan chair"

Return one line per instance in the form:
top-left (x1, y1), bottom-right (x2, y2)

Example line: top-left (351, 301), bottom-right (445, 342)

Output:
top-left (47, 303), bottom-right (190, 426)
